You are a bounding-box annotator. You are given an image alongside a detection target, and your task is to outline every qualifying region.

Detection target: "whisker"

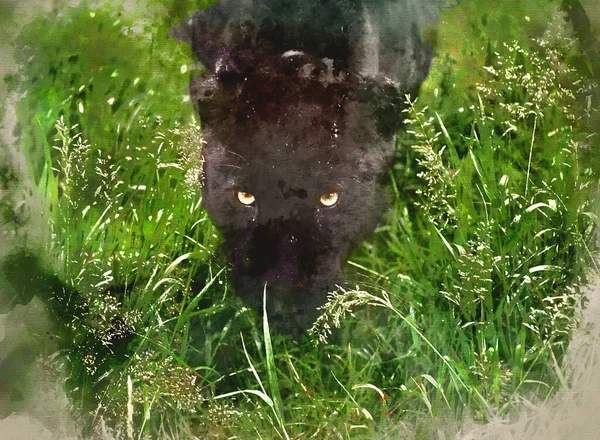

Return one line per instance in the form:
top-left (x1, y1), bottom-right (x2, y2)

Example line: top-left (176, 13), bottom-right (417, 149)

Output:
top-left (224, 149), bottom-right (248, 163)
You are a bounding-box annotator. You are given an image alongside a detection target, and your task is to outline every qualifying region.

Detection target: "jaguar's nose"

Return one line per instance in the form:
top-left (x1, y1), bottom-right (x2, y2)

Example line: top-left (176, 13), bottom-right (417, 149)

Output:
top-left (238, 220), bottom-right (320, 284)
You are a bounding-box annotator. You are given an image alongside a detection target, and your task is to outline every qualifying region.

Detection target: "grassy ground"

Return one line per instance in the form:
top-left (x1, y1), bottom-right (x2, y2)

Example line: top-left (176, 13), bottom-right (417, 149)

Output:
top-left (0, 0), bottom-right (598, 438)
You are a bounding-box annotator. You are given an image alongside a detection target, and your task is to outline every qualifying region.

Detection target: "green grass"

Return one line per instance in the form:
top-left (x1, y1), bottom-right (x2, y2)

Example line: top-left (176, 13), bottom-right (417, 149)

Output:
top-left (3, 0), bottom-right (599, 438)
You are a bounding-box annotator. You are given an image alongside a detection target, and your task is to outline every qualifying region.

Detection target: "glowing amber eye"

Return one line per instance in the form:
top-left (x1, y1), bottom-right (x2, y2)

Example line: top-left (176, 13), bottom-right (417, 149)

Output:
top-left (237, 191), bottom-right (256, 205)
top-left (319, 191), bottom-right (339, 207)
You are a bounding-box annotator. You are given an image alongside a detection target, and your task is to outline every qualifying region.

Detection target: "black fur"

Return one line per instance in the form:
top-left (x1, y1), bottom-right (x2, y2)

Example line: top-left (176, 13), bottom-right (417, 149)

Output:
top-left (173, 0), bottom-right (440, 334)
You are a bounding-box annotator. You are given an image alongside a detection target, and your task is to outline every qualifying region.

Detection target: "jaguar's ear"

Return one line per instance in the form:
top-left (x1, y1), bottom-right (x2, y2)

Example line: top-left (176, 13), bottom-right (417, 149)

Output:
top-left (171, 0), bottom-right (264, 123)
top-left (348, 1), bottom-right (440, 96)
top-left (171, 0), bottom-right (260, 76)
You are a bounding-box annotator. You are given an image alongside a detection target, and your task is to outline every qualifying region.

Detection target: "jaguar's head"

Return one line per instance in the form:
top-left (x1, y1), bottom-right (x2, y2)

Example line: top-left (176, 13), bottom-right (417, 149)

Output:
top-left (173, 0), bottom-right (437, 334)
top-left (200, 59), bottom-right (399, 332)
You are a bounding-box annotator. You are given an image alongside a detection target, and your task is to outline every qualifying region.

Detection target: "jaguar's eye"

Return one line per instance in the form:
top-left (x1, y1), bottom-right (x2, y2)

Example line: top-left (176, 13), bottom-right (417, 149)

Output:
top-left (237, 191), bottom-right (256, 206)
top-left (319, 191), bottom-right (339, 207)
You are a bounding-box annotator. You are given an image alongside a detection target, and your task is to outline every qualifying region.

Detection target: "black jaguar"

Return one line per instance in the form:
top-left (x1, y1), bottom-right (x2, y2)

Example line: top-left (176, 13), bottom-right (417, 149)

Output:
top-left (173, 0), bottom-right (440, 333)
